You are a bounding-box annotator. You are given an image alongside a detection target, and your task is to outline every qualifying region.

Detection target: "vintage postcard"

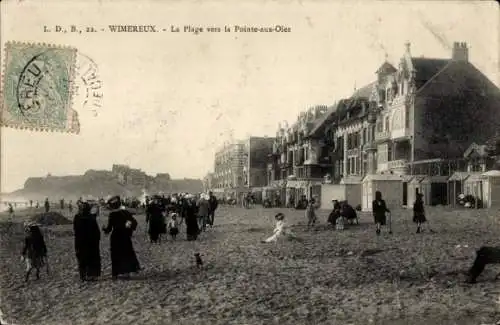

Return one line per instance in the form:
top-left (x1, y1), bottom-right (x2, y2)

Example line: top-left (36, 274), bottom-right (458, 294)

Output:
top-left (1, 0), bottom-right (500, 324)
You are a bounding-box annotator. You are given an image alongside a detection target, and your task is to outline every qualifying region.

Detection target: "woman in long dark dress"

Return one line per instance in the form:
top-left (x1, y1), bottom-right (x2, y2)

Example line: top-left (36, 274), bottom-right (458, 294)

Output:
top-left (73, 201), bottom-right (101, 281)
top-left (372, 191), bottom-right (390, 236)
top-left (184, 195), bottom-right (199, 241)
top-left (146, 198), bottom-right (166, 244)
top-left (413, 193), bottom-right (426, 233)
top-left (103, 196), bottom-right (141, 280)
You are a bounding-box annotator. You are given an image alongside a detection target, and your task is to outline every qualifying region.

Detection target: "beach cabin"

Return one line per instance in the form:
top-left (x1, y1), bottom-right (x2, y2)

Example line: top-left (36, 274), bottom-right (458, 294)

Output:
top-left (463, 172), bottom-right (486, 204)
top-left (481, 170), bottom-right (500, 208)
top-left (361, 174), bottom-right (403, 211)
top-left (419, 176), bottom-right (449, 206)
top-left (319, 176), bottom-right (362, 210)
top-left (448, 172), bottom-right (470, 207)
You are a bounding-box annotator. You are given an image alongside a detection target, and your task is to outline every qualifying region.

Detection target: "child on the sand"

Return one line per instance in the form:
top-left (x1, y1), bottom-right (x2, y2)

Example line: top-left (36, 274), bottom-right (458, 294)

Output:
top-left (261, 213), bottom-right (300, 243)
top-left (168, 213), bottom-right (180, 240)
top-left (21, 222), bottom-right (48, 282)
top-left (305, 199), bottom-right (317, 230)
top-left (335, 214), bottom-right (344, 231)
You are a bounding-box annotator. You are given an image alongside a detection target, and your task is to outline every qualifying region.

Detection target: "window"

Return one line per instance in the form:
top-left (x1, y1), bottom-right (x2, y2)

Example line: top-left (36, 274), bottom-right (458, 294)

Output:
top-left (405, 106), bottom-right (410, 128)
top-left (385, 116), bottom-right (390, 131)
top-left (377, 122), bottom-right (383, 132)
top-left (388, 144), bottom-right (393, 161)
top-left (362, 128), bottom-right (367, 144)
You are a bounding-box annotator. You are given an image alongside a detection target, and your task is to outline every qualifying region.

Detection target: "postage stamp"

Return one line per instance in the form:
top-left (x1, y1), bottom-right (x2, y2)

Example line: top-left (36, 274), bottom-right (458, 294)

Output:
top-left (1, 41), bottom-right (80, 133)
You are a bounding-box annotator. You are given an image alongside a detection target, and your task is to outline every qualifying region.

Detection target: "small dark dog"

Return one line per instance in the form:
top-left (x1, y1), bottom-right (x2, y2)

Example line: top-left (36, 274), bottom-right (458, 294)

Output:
top-left (466, 246), bottom-right (500, 283)
top-left (194, 253), bottom-right (203, 269)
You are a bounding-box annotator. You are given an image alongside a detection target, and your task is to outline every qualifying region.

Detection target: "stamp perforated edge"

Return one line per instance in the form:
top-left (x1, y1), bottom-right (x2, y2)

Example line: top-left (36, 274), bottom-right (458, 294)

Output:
top-left (1, 41), bottom-right (80, 134)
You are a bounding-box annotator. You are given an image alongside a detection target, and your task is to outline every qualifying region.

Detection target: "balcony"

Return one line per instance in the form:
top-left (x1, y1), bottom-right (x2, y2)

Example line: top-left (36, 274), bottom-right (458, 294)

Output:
top-left (347, 148), bottom-right (359, 156)
top-left (375, 131), bottom-right (391, 142)
top-left (388, 159), bottom-right (407, 169)
top-left (388, 159), bottom-right (409, 174)
top-left (363, 141), bottom-right (377, 151)
top-left (391, 128), bottom-right (412, 141)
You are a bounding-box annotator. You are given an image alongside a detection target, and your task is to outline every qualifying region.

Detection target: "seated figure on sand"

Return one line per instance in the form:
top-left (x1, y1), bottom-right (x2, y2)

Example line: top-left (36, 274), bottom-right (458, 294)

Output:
top-left (261, 213), bottom-right (300, 243)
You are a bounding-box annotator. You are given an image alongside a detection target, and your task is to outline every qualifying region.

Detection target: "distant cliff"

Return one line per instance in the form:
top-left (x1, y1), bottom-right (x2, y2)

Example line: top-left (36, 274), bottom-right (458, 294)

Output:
top-left (6, 168), bottom-right (204, 201)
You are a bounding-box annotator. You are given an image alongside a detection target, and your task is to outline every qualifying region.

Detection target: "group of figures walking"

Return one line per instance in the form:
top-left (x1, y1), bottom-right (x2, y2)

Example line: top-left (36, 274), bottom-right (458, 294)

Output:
top-left (73, 196), bottom-right (141, 281)
top-left (144, 192), bottom-right (219, 243)
top-left (21, 192), bottom-right (219, 282)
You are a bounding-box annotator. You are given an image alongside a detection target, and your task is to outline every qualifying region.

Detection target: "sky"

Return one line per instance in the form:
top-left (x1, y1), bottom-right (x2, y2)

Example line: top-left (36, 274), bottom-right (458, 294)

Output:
top-left (1, 0), bottom-right (498, 192)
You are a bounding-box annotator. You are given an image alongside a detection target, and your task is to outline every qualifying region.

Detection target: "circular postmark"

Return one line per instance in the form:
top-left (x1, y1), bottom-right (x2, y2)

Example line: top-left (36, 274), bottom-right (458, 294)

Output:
top-left (75, 52), bottom-right (103, 117)
top-left (16, 51), bottom-right (70, 123)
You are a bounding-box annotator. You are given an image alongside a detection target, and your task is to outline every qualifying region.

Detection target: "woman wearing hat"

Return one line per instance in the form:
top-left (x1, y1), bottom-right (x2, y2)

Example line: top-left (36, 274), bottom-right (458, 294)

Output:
top-left (413, 193), bottom-right (426, 233)
top-left (196, 194), bottom-right (210, 232)
top-left (146, 197), bottom-right (166, 244)
top-left (372, 191), bottom-right (390, 236)
top-left (184, 194), bottom-right (200, 241)
top-left (73, 201), bottom-right (101, 281)
top-left (103, 196), bottom-right (141, 280)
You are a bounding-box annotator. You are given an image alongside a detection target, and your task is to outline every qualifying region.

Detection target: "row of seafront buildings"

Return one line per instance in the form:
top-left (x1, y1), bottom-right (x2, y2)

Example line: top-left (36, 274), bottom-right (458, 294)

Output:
top-left (205, 41), bottom-right (500, 211)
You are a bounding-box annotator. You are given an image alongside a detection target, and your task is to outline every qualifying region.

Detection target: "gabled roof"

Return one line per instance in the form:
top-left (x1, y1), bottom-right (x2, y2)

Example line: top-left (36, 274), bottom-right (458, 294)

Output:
top-left (307, 104), bottom-right (339, 138)
top-left (463, 142), bottom-right (488, 158)
top-left (376, 61), bottom-right (397, 74)
top-left (411, 57), bottom-right (451, 90)
top-left (352, 81), bottom-right (376, 99)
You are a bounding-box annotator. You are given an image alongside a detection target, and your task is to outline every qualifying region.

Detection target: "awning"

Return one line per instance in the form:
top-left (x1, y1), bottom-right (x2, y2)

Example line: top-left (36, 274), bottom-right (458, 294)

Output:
top-left (448, 172), bottom-right (471, 182)
top-left (465, 173), bottom-right (485, 183)
top-left (340, 175), bottom-right (363, 184)
top-left (401, 175), bottom-right (414, 182)
top-left (286, 180), bottom-right (310, 188)
top-left (483, 170), bottom-right (500, 177)
top-left (409, 175), bottom-right (427, 183)
top-left (420, 175), bottom-right (449, 184)
top-left (362, 174), bottom-right (403, 182)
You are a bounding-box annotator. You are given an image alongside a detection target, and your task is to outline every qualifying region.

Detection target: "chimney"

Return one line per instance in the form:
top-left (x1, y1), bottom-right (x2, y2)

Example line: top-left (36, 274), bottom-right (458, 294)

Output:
top-left (404, 41), bottom-right (411, 53)
top-left (452, 41), bottom-right (469, 62)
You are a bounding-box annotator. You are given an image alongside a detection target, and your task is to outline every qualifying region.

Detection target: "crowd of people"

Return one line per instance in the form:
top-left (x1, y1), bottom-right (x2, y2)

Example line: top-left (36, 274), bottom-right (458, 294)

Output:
top-left (21, 192), bottom-right (219, 282)
top-left (19, 189), bottom-right (491, 285)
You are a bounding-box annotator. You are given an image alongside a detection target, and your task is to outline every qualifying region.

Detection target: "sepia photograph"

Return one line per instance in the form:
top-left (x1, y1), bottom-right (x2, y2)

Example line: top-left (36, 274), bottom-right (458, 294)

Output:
top-left (1, 0), bottom-right (500, 324)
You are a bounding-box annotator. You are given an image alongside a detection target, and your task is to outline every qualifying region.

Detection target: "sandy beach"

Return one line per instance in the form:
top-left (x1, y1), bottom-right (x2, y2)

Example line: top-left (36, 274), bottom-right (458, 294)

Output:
top-left (1, 206), bottom-right (500, 325)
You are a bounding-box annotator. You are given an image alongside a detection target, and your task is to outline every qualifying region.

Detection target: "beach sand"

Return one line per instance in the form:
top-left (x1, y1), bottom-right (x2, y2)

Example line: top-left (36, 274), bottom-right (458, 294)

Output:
top-left (1, 206), bottom-right (500, 325)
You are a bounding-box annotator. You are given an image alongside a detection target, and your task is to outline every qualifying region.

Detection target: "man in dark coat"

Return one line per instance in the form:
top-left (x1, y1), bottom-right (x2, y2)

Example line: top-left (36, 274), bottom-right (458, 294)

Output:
top-left (103, 196), bottom-right (141, 280)
top-left (208, 191), bottom-right (218, 228)
top-left (73, 202), bottom-right (101, 281)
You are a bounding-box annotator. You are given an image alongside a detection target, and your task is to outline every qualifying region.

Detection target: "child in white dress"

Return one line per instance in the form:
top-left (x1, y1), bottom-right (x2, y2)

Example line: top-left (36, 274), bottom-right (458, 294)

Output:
top-left (261, 213), bottom-right (300, 243)
top-left (336, 214), bottom-right (344, 231)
